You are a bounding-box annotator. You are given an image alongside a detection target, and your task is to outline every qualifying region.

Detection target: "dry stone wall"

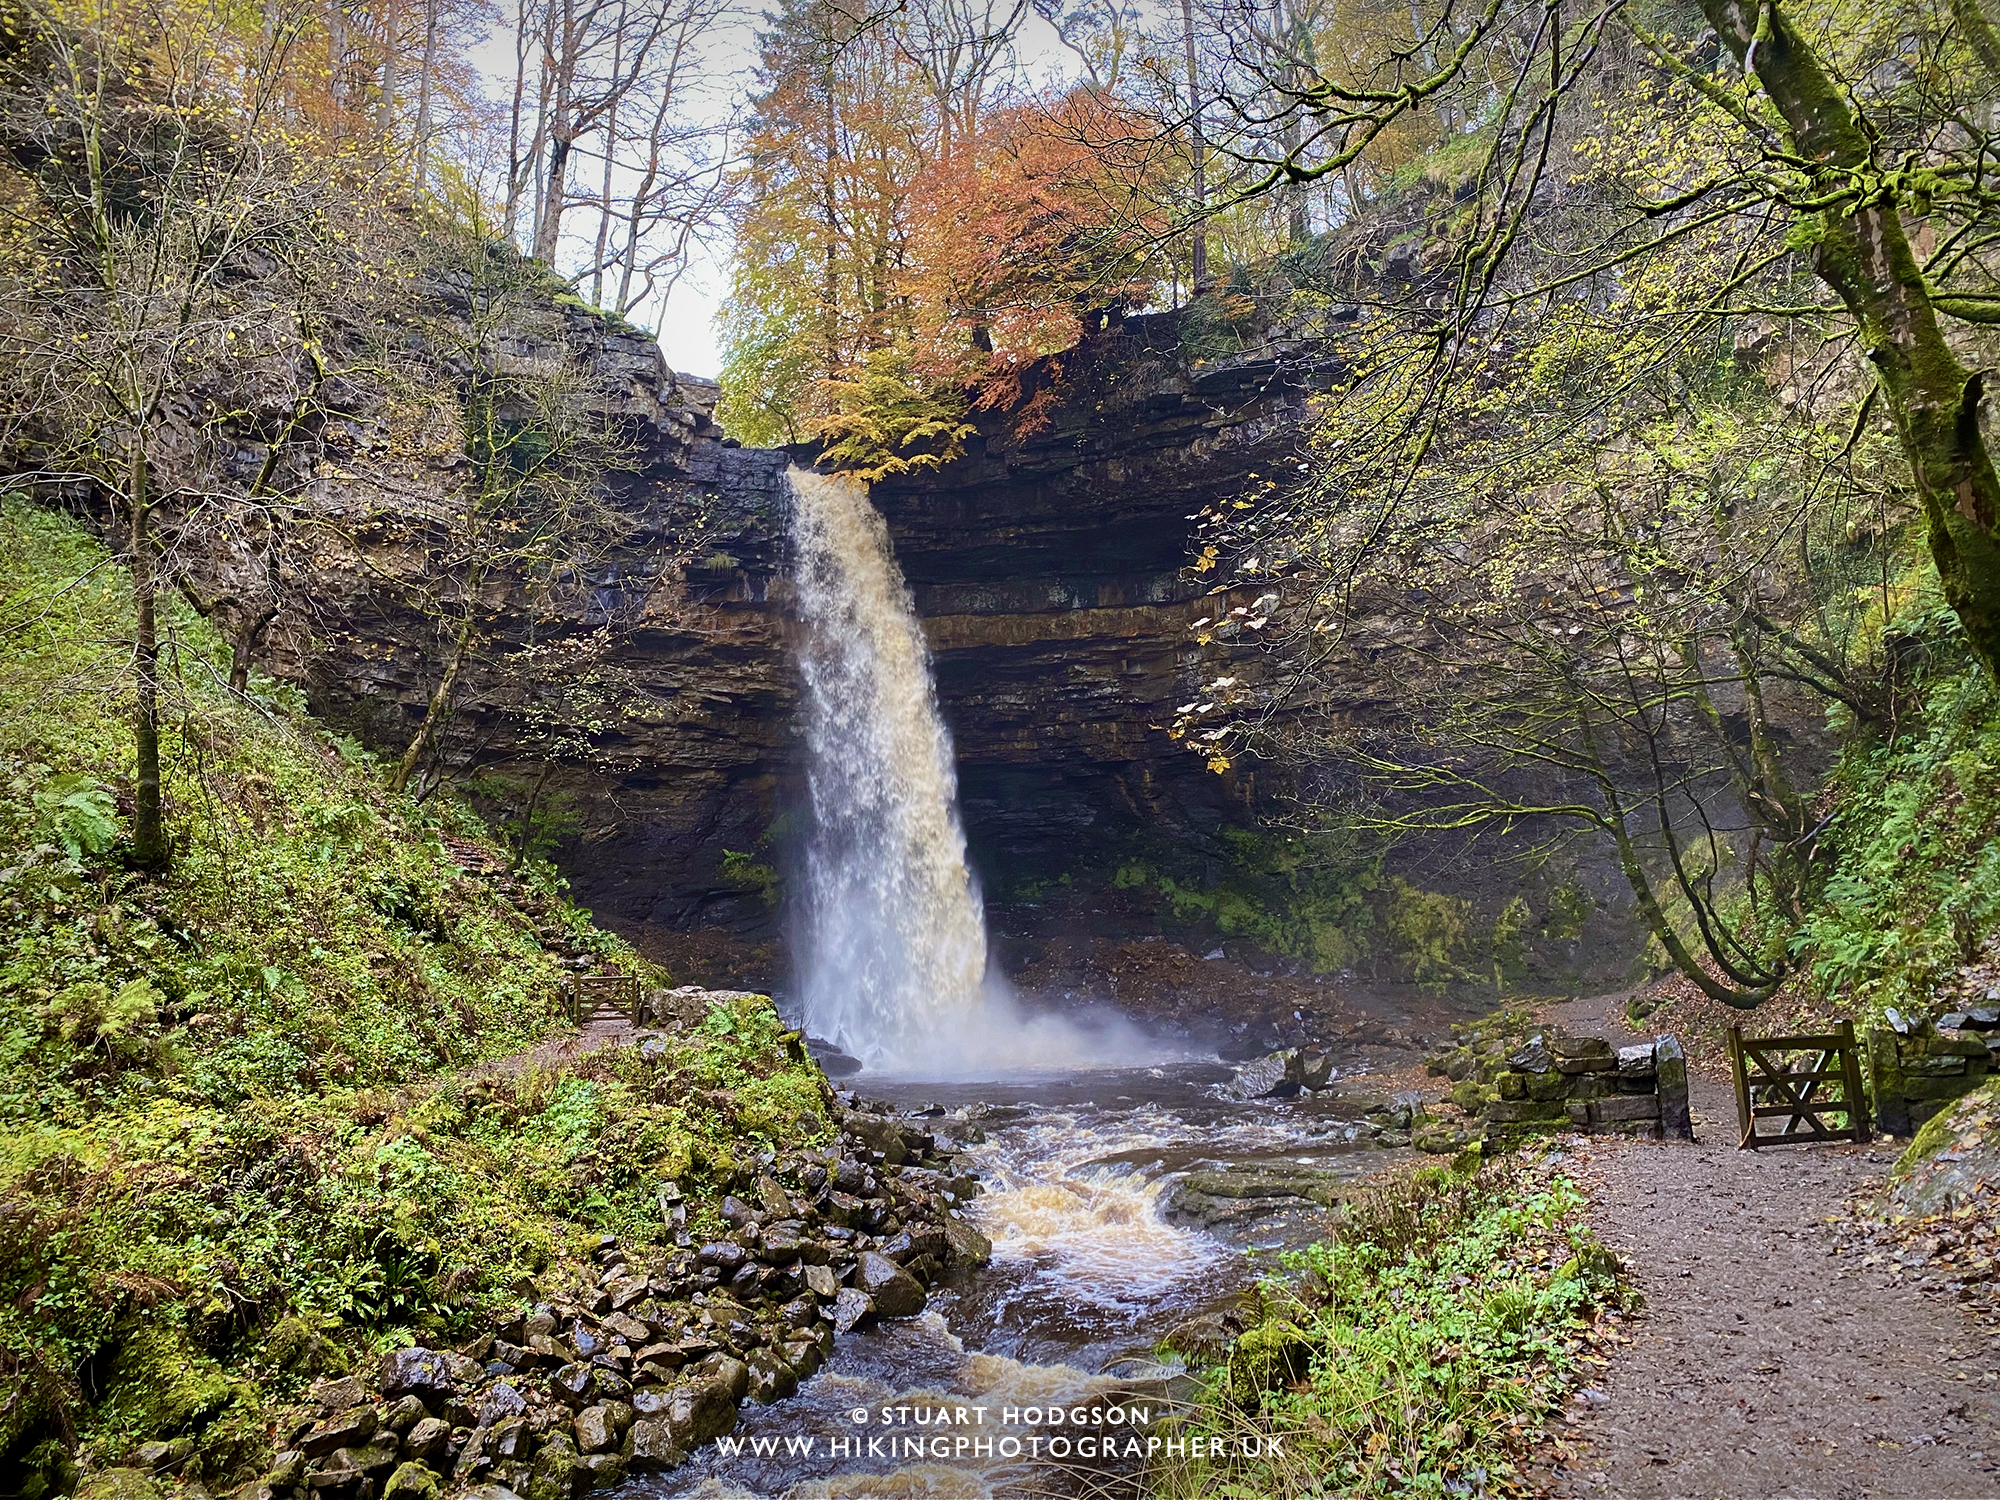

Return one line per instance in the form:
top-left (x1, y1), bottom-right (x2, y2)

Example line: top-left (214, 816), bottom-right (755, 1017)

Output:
top-left (1427, 1019), bottom-right (1692, 1146)
top-left (1869, 1007), bottom-right (2000, 1134)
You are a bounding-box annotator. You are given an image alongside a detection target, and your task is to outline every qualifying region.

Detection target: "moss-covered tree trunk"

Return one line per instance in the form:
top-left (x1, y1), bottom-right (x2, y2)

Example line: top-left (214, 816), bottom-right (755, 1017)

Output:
top-left (1699, 0), bottom-right (2000, 677)
top-left (126, 436), bottom-right (168, 871)
top-left (390, 601), bottom-right (478, 795)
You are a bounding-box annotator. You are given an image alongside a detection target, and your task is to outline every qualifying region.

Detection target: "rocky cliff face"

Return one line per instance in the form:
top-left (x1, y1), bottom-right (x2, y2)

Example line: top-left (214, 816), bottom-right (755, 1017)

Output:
top-left (271, 306), bottom-right (802, 934)
top-left (871, 314), bottom-right (1333, 884)
top-left (273, 303), bottom-right (1328, 939)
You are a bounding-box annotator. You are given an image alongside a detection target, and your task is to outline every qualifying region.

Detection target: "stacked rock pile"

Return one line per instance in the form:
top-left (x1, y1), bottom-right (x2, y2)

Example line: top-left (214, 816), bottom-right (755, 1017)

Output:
top-left (246, 1098), bottom-right (990, 1500)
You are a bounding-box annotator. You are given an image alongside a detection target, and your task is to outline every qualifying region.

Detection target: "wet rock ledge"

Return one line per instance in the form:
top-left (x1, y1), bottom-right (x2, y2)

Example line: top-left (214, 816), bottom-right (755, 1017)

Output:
top-left (226, 1086), bottom-right (990, 1500)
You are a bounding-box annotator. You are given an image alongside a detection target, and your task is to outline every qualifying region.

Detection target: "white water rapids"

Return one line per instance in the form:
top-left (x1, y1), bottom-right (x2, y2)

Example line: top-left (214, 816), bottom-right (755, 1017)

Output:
top-left (786, 467), bottom-right (1160, 1076)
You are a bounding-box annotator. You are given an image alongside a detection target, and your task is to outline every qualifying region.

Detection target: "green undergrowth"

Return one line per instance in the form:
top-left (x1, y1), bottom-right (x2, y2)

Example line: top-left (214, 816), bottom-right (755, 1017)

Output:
top-left (1641, 655), bottom-right (2000, 1067)
top-left (1149, 1155), bottom-right (1628, 1500)
top-left (0, 498), bottom-right (830, 1494)
top-left (1092, 825), bottom-right (1595, 988)
top-left (1791, 664), bottom-right (2000, 1019)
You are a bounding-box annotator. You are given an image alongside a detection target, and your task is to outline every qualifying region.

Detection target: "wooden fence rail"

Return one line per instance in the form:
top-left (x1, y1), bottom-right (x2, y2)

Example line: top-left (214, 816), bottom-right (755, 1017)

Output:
top-left (572, 974), bottom-right (640, 1026)
top-left (1727, 1020), bottom-right (1869, 1149)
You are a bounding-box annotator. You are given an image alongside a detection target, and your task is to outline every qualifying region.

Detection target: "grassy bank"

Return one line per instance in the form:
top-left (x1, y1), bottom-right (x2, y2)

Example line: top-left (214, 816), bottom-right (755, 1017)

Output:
top-left (1149, 1154), bottom-right (1628, 1499)
top-left (0, 499), bottom-right (830, 1494)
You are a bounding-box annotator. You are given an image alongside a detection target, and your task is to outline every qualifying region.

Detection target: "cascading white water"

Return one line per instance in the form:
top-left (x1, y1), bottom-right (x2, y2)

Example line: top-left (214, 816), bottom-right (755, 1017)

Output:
top-left (788, 467), bottom-right (989, 1069)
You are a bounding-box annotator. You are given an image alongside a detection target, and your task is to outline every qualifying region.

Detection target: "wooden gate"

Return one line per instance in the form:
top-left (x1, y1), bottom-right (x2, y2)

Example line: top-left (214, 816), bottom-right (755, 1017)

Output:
top-left (1727, 1020), bottom-right (1869, 1149)
top-left (572, 973), bottom-right (640, 1025)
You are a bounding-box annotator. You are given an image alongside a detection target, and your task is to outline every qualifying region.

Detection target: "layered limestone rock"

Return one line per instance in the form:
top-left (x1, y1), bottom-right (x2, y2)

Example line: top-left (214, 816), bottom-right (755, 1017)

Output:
top-left (872, 314), bottom-right (1337, 884)
top-left (248, 300), bottom-right (1327, 928)
top-left (243, 301), bottom-right (802, 932)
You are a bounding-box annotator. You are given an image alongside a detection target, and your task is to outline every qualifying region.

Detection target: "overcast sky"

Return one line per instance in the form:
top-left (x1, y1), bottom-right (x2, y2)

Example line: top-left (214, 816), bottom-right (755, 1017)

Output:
top-left (477, 6), bottom-right (1079, 380)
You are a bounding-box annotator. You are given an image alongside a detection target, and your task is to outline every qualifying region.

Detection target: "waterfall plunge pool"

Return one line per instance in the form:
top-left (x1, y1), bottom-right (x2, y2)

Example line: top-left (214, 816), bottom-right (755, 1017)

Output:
top-left (627, 1055), bottom-right (1400, 1500)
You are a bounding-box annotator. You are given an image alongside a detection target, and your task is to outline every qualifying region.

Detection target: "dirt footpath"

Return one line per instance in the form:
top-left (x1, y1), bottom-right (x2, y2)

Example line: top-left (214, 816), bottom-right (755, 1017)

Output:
top-left (1540, 997), bottom-right (2000, 1500)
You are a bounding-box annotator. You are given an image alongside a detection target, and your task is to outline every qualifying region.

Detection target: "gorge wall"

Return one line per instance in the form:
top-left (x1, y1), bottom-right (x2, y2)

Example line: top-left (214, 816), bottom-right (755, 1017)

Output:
top-left (276, 303), bottom-right (1335, 940)
top-left (870, 316), bottom-right (1335, 887)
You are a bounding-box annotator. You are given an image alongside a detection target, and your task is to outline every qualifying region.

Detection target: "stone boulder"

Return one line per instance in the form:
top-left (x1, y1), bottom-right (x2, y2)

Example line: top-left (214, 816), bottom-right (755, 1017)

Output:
top-left (379, 1463), bottom-right (439, 1500)
top-left (379, 1347), bottom-right (456, 1402)
top-left (76, 1473), bottom-right (163, 1500)
top-left (402, 1419), bottom-right (451, 1465)
top-left (664, 1378), bottom-right (739, 1450)
top-left (624, 1418), bottom-right (686, 1473)
top-left (573, 1405), bottom-right (618, 1454)
top-left (854, 1251), bottom-right (926, 1317)
top-left (843, 1114), bottom-right (909, 1165)
top-left (310, 1378), bottom-right (370, 1417)
top-left (1551, 1034), bottom-right (1616, 1073)
top-left (1507, 1037), bottom-right (1555, 1073)
top-left (478, 1383), bottom-right (529, 1427)
top-left (697, 1241), bottom-right (746, 1273)
top-left (709, 1357), bottom-right (751, 1404)
top-left (807, 1039), bottom-right (864, 1077)
top-left (1655, 1035), bottom-right (1692, 1139)
top-left (831, 1287), bottom-right (874, 1333)
top-left (525, 1433), bottom-right (581, 1500)
top-left (578, 1454), bottom-right (627, 1489)
top-left (942, 1216), bottom-right (992, 1267)
top-left (1297, 1048), bottom-right (1336, 1091)
top-left (301, 1406), bottom-right (379, 1459)
top-left (746, 1350), bottom-right (799, 1404)
top-left (1229, 1051), bottom-right (1301, 1099)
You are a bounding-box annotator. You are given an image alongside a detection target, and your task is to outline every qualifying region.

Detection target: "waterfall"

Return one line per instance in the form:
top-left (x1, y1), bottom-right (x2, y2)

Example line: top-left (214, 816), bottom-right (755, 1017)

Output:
top-left (786, 465), bottom-right (1171, 1077)
top-left (787, 467), bottom-right (989, 1069)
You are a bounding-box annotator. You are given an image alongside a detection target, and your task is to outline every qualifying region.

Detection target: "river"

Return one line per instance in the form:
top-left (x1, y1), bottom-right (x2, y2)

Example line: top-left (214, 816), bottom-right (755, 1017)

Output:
top-left (631, 1056), bottom-right (1399, 1499)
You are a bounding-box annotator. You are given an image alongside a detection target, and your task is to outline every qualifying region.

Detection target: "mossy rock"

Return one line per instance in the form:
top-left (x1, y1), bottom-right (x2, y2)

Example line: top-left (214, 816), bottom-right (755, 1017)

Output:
top-left (91, 1322), bottom-right (269, 1484)
top-left (1412, 1122), bottom-right (1466, 1154)
top-left (1897, 1098), bottom-right (1964, 1171)
top-left (13, 1438), bottom-right (82, 1500)
top-left (101, 1322), bottom-right (242, 1433)
top-left (261, 1316), bottom-right (347, 1379)
top-left (75, 1471), bottom-right (163, 1500)
top-left (1525, 1070), bottom-right (1571, 1102)
top-left (381, 1461), bottom-right (443, 1500)
top-left (1, 1364), bottom-right (64, 1478)
top-left (1227, 1318), bottom-right (1313, 1399)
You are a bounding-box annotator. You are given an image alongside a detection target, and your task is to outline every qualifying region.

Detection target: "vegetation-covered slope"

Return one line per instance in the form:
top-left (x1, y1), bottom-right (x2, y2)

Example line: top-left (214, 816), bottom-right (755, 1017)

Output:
top-left (1151, 1155), bottom-right (1628, 1500)
top-left (0, 498), bottom-right (833, 1495)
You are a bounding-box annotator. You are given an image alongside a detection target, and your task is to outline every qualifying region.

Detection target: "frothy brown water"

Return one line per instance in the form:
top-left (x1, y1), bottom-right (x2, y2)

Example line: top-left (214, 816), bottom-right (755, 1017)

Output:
top-left (632, 1064), bottom-right (1394, 1500)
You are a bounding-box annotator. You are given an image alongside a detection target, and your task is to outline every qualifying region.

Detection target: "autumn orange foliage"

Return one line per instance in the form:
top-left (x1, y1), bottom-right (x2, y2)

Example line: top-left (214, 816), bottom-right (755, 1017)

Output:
top-left (901, 91), bottom-right (1166, 429)
top-left (720, 6), bottom-right (1172, 465)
